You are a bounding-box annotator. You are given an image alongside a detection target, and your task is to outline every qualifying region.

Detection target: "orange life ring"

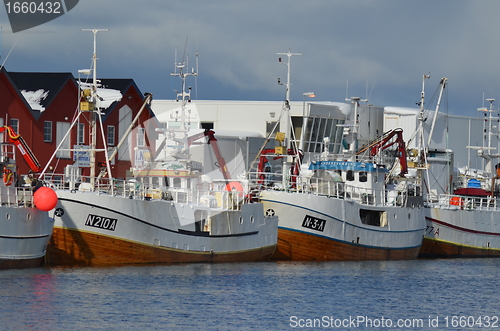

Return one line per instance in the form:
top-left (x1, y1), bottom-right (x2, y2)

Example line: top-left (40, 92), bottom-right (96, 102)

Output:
top-left (450, 196), bottom-right (463, 208)
top-left (226, 181), bottom-right (244, 198)
top-left (3, 168), bottom-right (13, 186)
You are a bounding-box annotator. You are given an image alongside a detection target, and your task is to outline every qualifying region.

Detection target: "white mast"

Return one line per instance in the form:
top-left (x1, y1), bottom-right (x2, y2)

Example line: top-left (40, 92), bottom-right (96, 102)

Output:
top-left (344, 96), bottom-right (365, 154)
top-left (277, 49), bottom-right (301, 189)
top-left (473, 99), bottom-right (499, 176)
top-left (82, 29), bottom-right (108, 184)
top-left (277, 49), bottom-right (301, 149)
top-left (169, 48), bottom-right (198, 160)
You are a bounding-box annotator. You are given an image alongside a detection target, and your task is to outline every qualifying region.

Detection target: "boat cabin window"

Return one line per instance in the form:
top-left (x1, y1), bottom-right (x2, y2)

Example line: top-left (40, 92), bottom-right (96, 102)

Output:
top-left (301, 117), bottom-right (344, 153)
top-left (346, 170), bottom-right (354, 181)
top-left (152, 177), bottom-right (160, 187)
top-left (173, 177), bottom-right (181, 188)
top-left (360, 209), bottom-right (387, 227)
top-left (359, 171), bottom-right (367, 183)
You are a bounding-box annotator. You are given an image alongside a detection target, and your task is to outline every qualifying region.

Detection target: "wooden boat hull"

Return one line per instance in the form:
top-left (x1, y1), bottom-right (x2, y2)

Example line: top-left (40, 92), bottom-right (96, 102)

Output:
top-left (47, 227), bottom-right (276, 266)
top-left (273, 228), bottom-right (421, 261)
top-left (262, 190), bottom-right (425, 261)
top-left (420, 237), bottom-right (500, 257)
top-left (420, 208), bottom-right (500, 258)
top-left (46, 190), bottom-right (278, 266)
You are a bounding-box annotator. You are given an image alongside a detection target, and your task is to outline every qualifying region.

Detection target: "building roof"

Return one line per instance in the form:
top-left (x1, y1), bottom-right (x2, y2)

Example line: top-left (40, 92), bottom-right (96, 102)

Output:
top-left (8, 71), bottom-right (76, 119)
top-left (96, 78), bottom-right (154, 120)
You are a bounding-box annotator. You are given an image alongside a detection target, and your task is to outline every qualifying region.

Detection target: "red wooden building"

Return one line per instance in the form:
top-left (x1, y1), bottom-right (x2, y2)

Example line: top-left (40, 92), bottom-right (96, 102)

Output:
top-left (0, 67), bottom-right (157, 183)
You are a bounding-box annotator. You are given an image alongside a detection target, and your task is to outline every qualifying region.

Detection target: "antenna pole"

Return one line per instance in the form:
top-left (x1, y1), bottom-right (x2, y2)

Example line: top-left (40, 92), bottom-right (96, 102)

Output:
top-left (82, 28), bottom-right (108, 184)
top-left (277, 49), bottom-right (301, 149)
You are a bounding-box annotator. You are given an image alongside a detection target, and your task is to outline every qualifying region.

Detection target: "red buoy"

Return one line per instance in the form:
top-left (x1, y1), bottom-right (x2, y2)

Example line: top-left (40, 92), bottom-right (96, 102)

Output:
top-left (34, 187), bottom-right (58, 211)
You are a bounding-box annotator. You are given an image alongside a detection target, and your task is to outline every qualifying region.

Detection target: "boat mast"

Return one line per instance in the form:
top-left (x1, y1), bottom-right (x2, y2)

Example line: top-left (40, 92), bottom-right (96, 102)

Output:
top-left (344, 96), bottom-right (365, 154)
top-left (417, 74), bottom-right (430, 165)
top-left (474, 99), bottom-right (500, 194)
top-left (277, 49), bottom-right (301, 188)
top-left (277, 49), bottom-right (301, 149)
top-left (169, 48), bottom-right (198, 159)
top-left (82, 29), bottom-right (108, 185)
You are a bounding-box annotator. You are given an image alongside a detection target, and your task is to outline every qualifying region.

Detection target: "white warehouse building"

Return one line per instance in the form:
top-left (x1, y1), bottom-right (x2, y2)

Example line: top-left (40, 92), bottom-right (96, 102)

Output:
top-left (151, 99), bottom-right (500, 186)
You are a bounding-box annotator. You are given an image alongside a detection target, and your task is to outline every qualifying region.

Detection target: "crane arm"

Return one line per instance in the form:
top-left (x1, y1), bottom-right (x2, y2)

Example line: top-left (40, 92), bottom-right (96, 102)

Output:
top-left (0, 126), bottom-right (42, 173)
top-left (358, 128), bottom-right (408, 176)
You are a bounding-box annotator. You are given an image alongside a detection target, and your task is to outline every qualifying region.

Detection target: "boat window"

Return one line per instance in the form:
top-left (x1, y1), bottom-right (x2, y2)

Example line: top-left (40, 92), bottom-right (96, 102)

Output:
top-left (359, 171), bottom-right (367, 182)
top-left (301, 117), bottom-right (345, 154)
top-left (325, 118), bottom-right (333, 140)
top-left (359, 209), bottom-right (387, 227)
top-left (152, 177), bottom-right (159, 186)
top-left (173, 177), bottom-right (181, 188)
top-left (347, 170), bottom-right (354, 181)
top-left (311, 118), bottom-right (321, 152)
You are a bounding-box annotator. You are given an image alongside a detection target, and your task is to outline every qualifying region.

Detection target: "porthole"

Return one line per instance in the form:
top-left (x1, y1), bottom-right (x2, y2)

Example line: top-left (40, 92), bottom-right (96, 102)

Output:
top-left (27, 213), bottom-right (32, 221)
top-left (239, 216), bottom-right (243, 224)
top-left (394, 214), bottom-right (397, 219)
top-left (6, 213), bottom-right (10, 220)
top-left (408, 213), bottom-right (411, 219)
top-left (250, 216), bottom-right (255, 223)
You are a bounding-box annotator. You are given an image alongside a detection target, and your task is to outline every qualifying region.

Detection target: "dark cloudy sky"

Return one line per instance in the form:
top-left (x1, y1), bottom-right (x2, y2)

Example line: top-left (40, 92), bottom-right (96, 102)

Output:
top-left (1, 0), bottom-right (499, 116)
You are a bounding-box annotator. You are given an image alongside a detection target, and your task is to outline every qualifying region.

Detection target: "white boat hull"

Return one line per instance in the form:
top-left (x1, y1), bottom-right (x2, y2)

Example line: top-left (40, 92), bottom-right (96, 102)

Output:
top-left (261, 190), bottom-right (425, 260)
top-left (0, 206), bottom-right (54, 269)
top-left (421, 205), bottom-right (500, 257)
top-left (47, 190), bottom-right (278, 266)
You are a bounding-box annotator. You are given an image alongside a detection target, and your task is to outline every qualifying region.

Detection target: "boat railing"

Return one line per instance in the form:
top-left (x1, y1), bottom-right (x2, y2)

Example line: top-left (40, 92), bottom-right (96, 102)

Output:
top-left (247, 171), bottom-right (415, 207)
top-left (49, 174), bottom-right (245, 210)
top-left (426, 193), bottom-right (499, 211)
top-left (0, 186), bottom-right (35, 207)
top-left (312, 153), bottom-right (394, 166)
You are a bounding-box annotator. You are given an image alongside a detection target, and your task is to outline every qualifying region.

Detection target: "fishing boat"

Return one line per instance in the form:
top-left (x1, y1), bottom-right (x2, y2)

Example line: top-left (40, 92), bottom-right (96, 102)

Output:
top-left (41, 38), bottom-right (278, 266)
top-left (249, 52), bottom-right (425, 261)
top-left (254, 102), bottom-right (425, 260)
top-left (0, 126), bottom-right (57, 269)
top-left (420, 96), bottom-right (500, 257)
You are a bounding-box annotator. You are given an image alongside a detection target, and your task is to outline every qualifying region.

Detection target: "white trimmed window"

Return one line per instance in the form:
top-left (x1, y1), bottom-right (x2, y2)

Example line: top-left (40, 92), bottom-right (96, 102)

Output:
top-left (107, 125), bottom-right (115, 146)
top-left (44, 121), bottom-right (53, 142)
top-left (10, 119), bottom-right (19, 133)
top-left (137, 127), bottom-right (145, 147)
top-left (77, 123), bottom-right (85, 144)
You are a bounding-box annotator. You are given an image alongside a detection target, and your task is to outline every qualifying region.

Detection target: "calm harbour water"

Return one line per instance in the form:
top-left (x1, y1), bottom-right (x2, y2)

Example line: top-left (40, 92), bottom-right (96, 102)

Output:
top-left (1, 259), bottom-right (499, 330)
